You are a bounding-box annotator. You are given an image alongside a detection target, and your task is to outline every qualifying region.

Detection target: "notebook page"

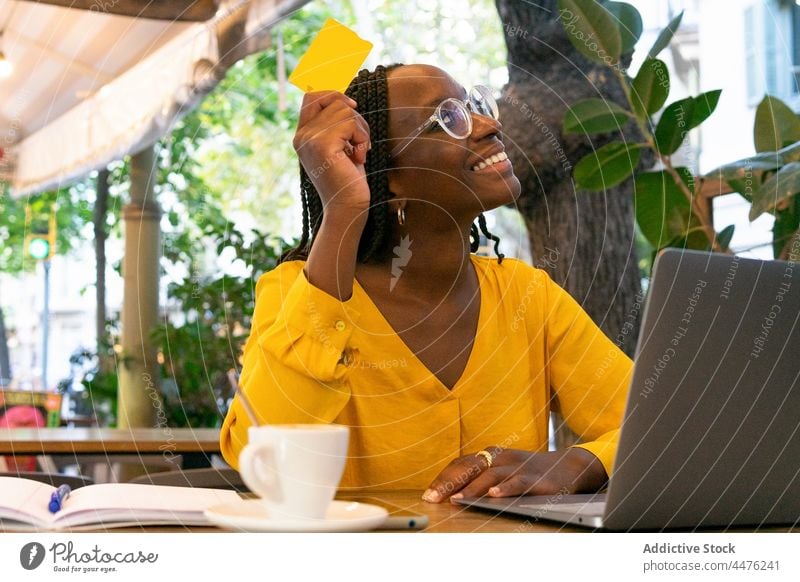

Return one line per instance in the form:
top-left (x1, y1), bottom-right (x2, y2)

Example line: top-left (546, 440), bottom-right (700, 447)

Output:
top-left (55, 483), bottom-right (240, 527)
top-left (0, 477), bottom-right (55, 527)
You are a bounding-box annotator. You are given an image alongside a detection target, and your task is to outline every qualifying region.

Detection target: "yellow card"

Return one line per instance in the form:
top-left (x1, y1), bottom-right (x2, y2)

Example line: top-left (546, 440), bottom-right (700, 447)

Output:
top-left (288, 18), bottom-right (373, 93)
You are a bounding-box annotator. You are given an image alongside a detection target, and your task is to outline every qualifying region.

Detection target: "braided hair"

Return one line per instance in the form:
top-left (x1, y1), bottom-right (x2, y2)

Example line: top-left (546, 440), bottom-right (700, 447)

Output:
top-left (280, 64), bottom-right (505, 264)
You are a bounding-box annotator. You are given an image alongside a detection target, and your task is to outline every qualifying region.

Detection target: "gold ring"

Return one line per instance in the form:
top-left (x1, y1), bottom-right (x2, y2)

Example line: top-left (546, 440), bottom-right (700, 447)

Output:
top-left (476, 449), bottom-right (493, 468)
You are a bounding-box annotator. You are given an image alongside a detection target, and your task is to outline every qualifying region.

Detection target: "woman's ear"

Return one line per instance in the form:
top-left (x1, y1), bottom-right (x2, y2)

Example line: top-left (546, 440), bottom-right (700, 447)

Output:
top-left (387, 168), bottom-right (406, 200)
top-left (387, 194), bottom-right (402, 214)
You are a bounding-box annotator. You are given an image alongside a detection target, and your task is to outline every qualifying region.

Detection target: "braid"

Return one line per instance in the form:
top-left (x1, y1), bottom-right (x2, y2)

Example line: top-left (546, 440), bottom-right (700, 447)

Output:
top-left (306, 168), bottom-right (324, 239)
top-left (467, 213), bottom-right (505, 263)
top-left (478, 213), bottom-right (504, 264)
top-left (470, 223), bottom-right (480, 253)
top-left (280, 63), bottom-right (403, 264)
top-left (296, 162), bottom-right (310, 254)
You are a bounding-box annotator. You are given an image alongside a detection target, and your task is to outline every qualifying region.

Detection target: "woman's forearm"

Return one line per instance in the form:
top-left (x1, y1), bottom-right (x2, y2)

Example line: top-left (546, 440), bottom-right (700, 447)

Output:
top-left (304, 205), bottom-right (368, 301)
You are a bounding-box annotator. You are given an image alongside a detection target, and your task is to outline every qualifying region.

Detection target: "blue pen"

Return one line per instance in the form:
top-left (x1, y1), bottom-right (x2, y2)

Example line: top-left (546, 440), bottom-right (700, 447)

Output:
top-left (48, 484), bottom-right (72, 513)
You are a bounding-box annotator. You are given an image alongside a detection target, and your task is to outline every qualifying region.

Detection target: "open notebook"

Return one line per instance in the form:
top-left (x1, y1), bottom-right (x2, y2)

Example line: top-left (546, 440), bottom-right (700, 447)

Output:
top-left (0, 477), bottom-right (241, 531)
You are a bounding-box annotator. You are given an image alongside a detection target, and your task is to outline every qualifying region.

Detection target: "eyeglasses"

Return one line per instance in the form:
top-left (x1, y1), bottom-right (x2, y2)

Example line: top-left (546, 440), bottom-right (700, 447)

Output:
top-left (390, 85), bottom-right (499, 158)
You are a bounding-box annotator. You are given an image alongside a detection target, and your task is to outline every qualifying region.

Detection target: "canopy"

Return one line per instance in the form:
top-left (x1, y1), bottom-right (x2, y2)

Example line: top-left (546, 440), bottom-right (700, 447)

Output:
top-left (0, 0), bottom-right (309, 196)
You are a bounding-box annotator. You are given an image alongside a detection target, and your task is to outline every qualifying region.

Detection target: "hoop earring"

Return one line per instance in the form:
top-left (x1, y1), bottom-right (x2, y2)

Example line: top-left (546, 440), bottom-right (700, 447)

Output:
top-left (397, 206), bottom-right (406, 226)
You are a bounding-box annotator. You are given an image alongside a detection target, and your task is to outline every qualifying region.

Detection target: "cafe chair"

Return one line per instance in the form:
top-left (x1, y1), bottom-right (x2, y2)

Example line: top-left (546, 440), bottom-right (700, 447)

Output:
top-left (127, 467), bottom-right (249, 493)
top-left (0, 471), bottom-right (94, 489)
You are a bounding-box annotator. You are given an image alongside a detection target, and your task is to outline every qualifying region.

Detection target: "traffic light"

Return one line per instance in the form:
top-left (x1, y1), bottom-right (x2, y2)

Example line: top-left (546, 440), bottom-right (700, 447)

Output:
top-left (24, 206), bottom-right (57, 261)
top-left (25, 234), bottom-right (51, 260)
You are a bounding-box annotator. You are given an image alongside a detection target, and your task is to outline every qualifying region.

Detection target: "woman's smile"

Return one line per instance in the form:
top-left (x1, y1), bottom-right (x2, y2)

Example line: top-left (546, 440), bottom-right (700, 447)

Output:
top-left (469, 151), bottom-right (511, 173)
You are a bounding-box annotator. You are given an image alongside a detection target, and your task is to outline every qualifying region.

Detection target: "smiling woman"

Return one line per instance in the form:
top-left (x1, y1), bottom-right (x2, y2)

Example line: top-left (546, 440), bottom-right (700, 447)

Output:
top-left (220, 64), bottom-right (633, 501)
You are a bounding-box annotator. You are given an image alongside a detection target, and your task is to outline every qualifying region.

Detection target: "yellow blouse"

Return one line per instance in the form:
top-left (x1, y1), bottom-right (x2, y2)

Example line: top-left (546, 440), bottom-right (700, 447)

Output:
top-left (220, 255), bottom-right (633, 490)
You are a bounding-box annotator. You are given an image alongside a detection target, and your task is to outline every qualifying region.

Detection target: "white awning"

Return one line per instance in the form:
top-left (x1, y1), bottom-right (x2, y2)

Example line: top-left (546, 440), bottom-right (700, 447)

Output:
top-left (0, 0), bottom-right (309, 197)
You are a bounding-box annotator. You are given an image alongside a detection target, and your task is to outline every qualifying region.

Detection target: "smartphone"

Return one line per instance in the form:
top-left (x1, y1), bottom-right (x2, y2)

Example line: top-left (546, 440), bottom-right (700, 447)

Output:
top-left (378, 512), bottom-right (429, 531)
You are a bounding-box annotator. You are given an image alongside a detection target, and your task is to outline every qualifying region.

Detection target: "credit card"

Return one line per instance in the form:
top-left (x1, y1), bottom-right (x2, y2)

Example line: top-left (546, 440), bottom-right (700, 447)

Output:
top-left (288, 18), bottom-right (373, 93)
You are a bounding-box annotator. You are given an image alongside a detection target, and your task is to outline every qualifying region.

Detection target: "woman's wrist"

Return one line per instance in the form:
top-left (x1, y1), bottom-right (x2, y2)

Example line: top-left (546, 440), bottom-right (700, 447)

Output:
top-left (320, 203), bottom-right (369, 232)
top-left (564, 447), bottom-right (609, 493)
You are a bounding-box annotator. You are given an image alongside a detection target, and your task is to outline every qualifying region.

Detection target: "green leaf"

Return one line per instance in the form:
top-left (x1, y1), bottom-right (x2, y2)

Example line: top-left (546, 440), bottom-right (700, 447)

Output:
top-left (606, 1), bottom-right (643, 54)
top-left (753, 95), bottom-right (800, 153)
top-left (654, 97), bottom-right (695, 155)
top-left (728, 180), bottom-right (753, 202)
top-left (563, 99), bottom-right (630, 134)
top-left (772, 196), bottom-right (800, 259)
top-left (713, 154), bottom-right (783, 177)
top-left (663, 227), bottom-right (712, 252)
top-left (647, 11), bottom-right (684, 59)
top-left (709, 150), bottom-right (786, 199)
top-left (717, 224), bottom-right (735, 251)
top-left (688, 89), bottom-right (721, 130)
top-left (631, 58), bottom-right (670, 118)
top-left (750, 162), bottom-right (800, 221)
top-left (574, 142), bottom-right (642, 191)
top-left (635, 168), bottom-right (693, 248)
top-left (779, 140), bottom-right (800, 162)
top-left (558, 0), bottom-right (622, 66)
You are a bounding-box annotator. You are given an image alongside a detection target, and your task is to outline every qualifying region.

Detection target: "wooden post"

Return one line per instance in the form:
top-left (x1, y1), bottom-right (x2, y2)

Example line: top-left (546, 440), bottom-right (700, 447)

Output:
top-left (94, 169), bottom-right (110, 374)
top-left (118, 146), bottom-right (160, 429)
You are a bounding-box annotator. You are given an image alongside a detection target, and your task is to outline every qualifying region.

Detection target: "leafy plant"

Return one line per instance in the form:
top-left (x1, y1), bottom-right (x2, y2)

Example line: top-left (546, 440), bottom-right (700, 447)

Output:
top-left (558, 0), bottom-right (727, 255)
top-left (709, 95), bottom-right (800, 260)
top-left (152, 222), bottom-right (288, 428)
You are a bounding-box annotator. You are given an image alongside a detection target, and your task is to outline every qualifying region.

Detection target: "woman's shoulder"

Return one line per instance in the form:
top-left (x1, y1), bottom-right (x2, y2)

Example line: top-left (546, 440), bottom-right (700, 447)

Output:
top-left (255, 259), bottom-right (306, 295)
top-left (470, 253), bottom-right (550, 287)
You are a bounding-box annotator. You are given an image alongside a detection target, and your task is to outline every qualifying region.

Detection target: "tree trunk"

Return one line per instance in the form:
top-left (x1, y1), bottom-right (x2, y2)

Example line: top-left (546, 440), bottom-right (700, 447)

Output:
top-left (94, 169), bottom-right (111, 374)
top-left (495, 0), bottom-right (644, 447)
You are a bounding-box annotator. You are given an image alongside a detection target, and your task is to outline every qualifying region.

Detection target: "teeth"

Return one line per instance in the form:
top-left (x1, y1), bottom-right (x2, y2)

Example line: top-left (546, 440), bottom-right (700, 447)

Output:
top-left (472, 151), bottom-right (508, 171)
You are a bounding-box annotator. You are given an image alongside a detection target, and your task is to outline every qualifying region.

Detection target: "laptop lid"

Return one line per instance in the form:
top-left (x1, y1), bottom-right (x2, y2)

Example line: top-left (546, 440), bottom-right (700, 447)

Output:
top-left (603, 249), bottom-right (800, 530)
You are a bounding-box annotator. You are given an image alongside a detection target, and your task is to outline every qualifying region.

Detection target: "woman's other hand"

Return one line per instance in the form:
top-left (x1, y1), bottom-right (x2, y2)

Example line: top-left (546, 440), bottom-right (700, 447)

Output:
top-left (421, 447), bottom-right (608, 503)
top-left (293, 91), bottom-right (372, 213)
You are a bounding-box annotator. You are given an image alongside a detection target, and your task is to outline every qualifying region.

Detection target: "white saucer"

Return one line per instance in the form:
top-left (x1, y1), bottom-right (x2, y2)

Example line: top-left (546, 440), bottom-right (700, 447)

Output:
top-left (204, 499), bottom-right (388, 532)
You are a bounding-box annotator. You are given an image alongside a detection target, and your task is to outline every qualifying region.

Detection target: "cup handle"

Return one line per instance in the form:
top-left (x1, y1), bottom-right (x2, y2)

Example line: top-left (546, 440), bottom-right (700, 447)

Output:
top-left (238, 443), bottom-right (280, 502)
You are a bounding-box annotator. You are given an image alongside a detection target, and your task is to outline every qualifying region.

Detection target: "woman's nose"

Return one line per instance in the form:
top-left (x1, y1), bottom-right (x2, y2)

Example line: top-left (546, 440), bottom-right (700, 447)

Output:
top-left (469, 112), bottom-right (502, 141)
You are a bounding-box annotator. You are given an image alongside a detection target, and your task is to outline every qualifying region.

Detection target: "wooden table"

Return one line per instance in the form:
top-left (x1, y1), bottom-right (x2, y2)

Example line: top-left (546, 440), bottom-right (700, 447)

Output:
top-left (99, 490), bottom-right (585, 533)
top-left (338, 489), bottom-right (585, 533)
top-left (0, 427), bottom-right (221, 468)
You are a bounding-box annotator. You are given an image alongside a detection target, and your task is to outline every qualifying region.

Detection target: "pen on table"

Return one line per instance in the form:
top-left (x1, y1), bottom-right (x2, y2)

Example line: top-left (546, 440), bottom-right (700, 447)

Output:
top-left (228, 369), bottom-right (259, 426)
top-left (48, 484), bottom-right (72, 513)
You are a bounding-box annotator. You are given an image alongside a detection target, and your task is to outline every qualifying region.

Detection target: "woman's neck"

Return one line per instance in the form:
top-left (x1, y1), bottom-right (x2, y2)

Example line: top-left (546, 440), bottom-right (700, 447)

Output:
top-left (360, 210), bottom-right (478, 302)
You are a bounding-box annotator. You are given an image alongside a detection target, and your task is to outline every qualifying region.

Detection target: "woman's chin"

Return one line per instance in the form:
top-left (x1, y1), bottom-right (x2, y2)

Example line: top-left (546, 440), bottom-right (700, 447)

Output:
top-left (465, 162), bottom-right (521, 202)
top-left (480, 174), bottom-right (521, 209)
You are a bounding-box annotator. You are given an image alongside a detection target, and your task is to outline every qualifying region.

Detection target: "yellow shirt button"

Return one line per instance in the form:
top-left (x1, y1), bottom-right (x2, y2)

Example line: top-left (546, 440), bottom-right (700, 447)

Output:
top-left (334, 320), bottom-right (346, 331)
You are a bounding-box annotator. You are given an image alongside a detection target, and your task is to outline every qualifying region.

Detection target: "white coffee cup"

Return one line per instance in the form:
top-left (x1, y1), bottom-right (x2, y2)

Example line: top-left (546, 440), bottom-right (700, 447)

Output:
top-left (238, 424), bottom-right (349, 520)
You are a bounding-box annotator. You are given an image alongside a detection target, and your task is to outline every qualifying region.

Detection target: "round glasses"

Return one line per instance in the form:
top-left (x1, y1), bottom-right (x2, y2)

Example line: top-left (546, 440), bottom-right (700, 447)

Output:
top-left (390, 85), bottom-right (499, 158)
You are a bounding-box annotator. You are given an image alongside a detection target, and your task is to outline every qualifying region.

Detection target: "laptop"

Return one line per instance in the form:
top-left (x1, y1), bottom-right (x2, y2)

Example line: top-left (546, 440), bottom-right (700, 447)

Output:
top-left (454, 249), bottom-right (800, 530)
